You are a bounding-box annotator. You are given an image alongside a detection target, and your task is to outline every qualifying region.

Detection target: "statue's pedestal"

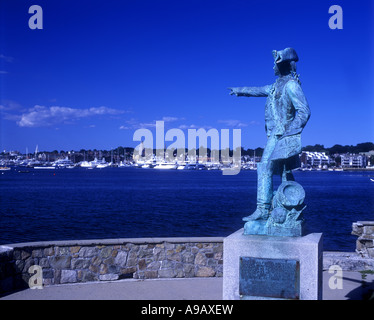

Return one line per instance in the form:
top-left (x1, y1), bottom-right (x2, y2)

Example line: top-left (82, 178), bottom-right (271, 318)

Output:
top-left (223, 229), bottom-right (323, 300)
top-left (244, 217), bottom-right (304, 237)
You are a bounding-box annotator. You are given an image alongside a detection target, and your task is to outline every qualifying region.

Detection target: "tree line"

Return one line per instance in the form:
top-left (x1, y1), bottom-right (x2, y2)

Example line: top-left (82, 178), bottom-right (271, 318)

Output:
top-left (302, 142), bottom-right (374, 155)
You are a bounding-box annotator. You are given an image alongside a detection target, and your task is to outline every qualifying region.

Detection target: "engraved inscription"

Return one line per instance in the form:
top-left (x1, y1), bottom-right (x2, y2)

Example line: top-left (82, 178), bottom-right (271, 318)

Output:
top-left (239, 257), bottom-right (300, 299)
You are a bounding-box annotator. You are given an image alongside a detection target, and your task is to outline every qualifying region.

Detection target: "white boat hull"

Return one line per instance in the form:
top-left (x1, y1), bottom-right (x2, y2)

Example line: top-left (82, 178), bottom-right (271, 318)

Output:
top-left (153, 164), bottom-right (178, 170)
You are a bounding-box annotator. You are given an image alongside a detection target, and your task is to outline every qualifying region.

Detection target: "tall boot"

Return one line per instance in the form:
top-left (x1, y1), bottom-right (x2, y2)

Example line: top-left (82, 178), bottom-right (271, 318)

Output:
top-left (243, 162), bottom-right (273, 221)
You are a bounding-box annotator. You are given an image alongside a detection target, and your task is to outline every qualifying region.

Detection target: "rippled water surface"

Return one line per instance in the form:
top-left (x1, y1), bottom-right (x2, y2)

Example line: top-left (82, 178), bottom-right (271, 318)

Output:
top-left (1, 168), bottom-right (373, 251)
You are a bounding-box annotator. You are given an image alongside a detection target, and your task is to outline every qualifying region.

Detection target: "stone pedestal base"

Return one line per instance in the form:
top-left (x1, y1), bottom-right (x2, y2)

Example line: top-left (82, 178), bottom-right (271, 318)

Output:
top-left (223, 229), bottom-right (323, 300)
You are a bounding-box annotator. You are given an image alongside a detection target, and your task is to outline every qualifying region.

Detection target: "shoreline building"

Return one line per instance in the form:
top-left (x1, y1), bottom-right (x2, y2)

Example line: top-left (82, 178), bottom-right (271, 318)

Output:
top-left (300, 151), bottom-right (331, 169)
top-left (359, 150), bottom-right (374, 167)
top-left (340, 153), bottom-right (367, 168)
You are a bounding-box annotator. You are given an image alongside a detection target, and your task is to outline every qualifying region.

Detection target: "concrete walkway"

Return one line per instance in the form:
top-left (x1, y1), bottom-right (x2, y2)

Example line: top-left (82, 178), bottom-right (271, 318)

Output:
top-left (1, 271), bottom-right (373, 300)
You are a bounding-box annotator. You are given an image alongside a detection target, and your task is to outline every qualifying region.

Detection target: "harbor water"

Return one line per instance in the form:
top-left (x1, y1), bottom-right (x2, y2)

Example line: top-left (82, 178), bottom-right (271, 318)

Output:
top-left (1, 168), bottom-right (373, 251)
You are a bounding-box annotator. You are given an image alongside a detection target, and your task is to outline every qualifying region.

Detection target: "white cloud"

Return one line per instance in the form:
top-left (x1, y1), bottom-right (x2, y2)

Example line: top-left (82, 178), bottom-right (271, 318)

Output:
top-left (217, 119), bottom-right (249, 127)
top-left (249, 120), bottom-right (260, 125)
top-left (161, 116), bottom-right (181, 122)
top-left (0, 100), bottom-right (24, 121)
top-left (119, 116), bottom-right (183, 130)
top-left (178, 124), bottom-right (197, 129)
top-left (0, 54), bottom-right (14, 63)
top-left (0, 100), bottom-right (23, 111)
top-left (17, 105), bottom-right (125, 127)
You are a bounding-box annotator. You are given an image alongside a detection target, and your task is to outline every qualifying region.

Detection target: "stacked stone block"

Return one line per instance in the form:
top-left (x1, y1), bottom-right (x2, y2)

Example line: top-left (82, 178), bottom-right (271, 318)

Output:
top-left (0, 238), bottom-right (223, 295)
top-left (352, 221), bottom-right (374, 258)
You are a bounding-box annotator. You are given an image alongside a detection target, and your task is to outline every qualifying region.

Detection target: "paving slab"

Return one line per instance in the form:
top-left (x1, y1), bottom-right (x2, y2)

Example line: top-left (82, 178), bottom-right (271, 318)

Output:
top-left (1, 271), bottom-right (373, 300)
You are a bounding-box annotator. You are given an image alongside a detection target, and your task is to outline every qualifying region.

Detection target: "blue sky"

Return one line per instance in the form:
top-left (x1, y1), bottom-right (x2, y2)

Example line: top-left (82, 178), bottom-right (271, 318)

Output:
top-left (0, 0), bottom-right (373, 152)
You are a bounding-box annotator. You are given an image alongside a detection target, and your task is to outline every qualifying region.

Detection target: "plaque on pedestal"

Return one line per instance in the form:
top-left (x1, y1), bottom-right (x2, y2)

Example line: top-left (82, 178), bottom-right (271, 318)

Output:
top-left (223, 229), bottom-right (323, 300)
top-left (239, 257), bottom-right (300, 299)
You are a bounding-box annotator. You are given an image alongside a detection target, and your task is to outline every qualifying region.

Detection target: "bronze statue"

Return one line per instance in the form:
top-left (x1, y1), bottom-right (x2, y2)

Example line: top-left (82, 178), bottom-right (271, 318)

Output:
top-left (229, 48), bottom-right (311, 236)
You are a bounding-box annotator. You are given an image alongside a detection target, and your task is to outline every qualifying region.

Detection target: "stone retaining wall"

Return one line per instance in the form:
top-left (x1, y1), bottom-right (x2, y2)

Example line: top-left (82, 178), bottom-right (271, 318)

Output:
top-left (2, 222), bottom-right (374, 295)
top-left (352, 221), bottom-right (374, 258)
top-left (0, 237), bottom-right (223, 295)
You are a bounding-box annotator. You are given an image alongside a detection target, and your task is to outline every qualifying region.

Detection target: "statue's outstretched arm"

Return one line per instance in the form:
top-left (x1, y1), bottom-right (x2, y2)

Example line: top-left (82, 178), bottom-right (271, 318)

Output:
top-left (284, 81), bottom-right (311, 136)
top-left (229, 85), bottom-right (271, 97)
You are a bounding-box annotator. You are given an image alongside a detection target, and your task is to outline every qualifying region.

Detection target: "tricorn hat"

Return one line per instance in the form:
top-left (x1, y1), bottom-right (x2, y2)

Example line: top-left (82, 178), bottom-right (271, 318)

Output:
top-left (272, 48), bottom-right (299, 64)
